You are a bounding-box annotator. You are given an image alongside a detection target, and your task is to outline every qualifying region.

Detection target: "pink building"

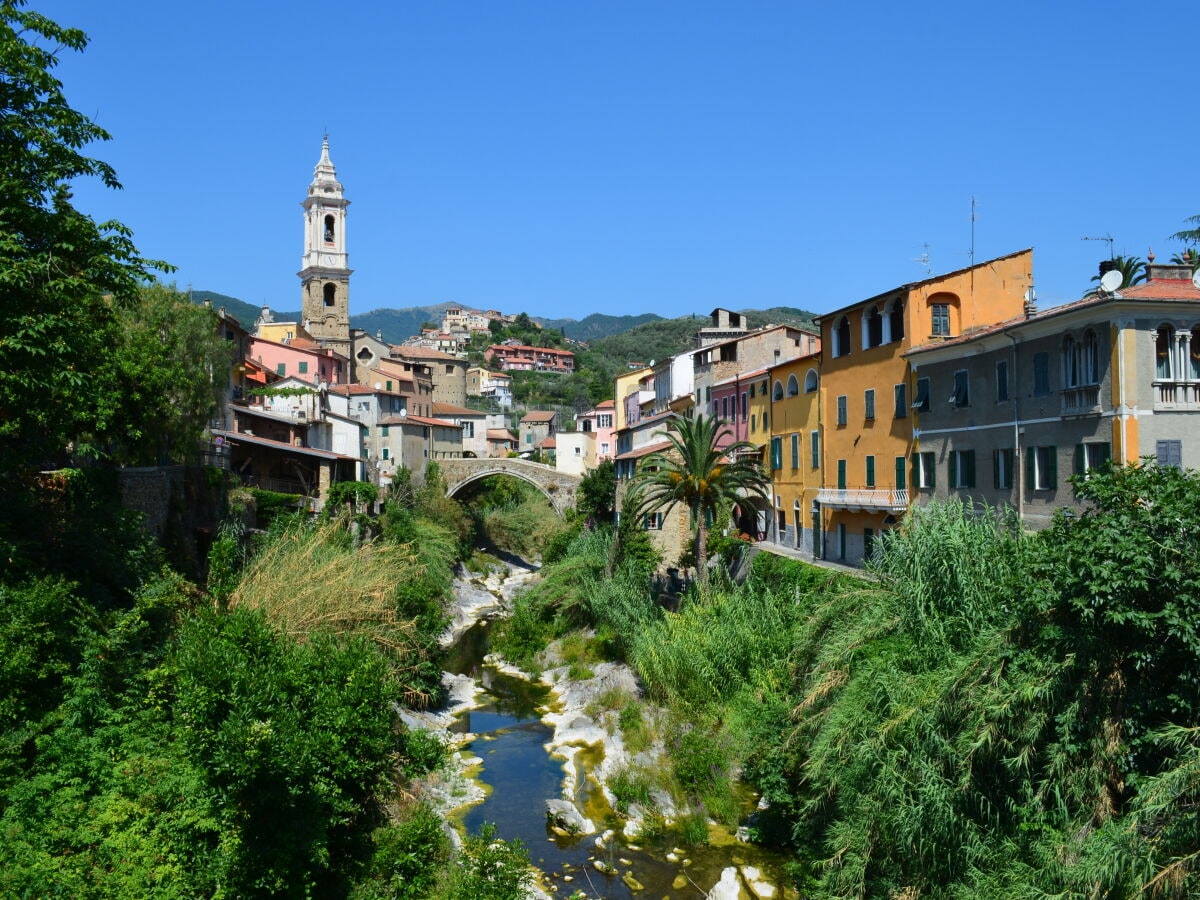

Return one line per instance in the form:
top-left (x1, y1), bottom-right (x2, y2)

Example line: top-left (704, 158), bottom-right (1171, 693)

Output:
top-left (248, 336), bottom-right (346, 386)
top-left (575, 399), bottom-right (616, 461)
top-left (709, 366), bottom-right (767, 448)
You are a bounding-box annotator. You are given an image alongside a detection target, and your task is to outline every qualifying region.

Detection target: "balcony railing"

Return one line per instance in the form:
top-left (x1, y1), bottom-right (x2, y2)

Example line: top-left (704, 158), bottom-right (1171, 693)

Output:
top-left (1060, 384), bottom-right (1102, 415)
top-left (815, 487), bottom-right (909, 512)
top-left (1153, 380), bottom-right (1200, 411)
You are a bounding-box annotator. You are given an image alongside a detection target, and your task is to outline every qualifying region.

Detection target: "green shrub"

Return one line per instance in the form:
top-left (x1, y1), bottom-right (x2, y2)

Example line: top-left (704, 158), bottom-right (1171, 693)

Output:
top-left (609, 765), bottom-right (653, 814)
top-left (676, 809), bottom-right (710, 847)
top-left (351, 802), bottom-right (450, 900)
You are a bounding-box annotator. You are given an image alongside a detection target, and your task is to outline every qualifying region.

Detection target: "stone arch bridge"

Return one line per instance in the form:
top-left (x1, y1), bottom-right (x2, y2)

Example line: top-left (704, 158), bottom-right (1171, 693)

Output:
top-left (438, 457), bottom-right (582, 516)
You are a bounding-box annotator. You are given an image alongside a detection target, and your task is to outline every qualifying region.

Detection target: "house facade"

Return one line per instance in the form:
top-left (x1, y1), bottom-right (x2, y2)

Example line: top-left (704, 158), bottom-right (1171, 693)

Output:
top-left (907, 257), bottom-right (1200, 529)
top-left (815, 249), bottom-right (1033, 564)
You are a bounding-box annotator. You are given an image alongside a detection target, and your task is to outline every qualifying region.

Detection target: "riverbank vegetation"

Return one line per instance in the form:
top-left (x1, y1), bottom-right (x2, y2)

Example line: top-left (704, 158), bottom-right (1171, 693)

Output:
top-left (496, 462), bottom-right (1200, 897)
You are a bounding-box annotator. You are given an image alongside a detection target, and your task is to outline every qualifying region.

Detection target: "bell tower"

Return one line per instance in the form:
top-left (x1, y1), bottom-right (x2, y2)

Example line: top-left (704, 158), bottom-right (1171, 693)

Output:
top-left (299, 136), bottom-right (352, 355)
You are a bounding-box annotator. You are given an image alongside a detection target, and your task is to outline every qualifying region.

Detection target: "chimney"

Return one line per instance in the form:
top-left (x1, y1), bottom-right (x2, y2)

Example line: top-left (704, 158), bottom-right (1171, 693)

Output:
top-left (1145, 248), bottom-right (1193, 284)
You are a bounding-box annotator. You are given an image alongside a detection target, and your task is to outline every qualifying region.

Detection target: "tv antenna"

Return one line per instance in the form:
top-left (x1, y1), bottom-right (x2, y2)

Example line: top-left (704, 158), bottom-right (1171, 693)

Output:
top-left (1082, 234), bottom-right (1115, 258)
top-left (913, 243), bottom-right (931, 275)
top-left (969, 196), bottom-right (977, 268)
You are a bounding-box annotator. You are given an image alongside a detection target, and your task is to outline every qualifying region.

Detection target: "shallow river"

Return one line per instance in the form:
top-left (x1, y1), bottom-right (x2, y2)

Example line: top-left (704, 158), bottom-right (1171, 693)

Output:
top-left (441, 620), bottom-right (792, 898)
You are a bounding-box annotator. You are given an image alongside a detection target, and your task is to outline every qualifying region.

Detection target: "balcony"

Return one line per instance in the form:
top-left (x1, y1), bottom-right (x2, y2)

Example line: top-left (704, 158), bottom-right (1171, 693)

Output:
top-left (816, 487), bottom-right (909, 512)
top-left (1060, 385), bottom-right (1102, 416)
top-left (1153, 380), bottom-right (1200, 412)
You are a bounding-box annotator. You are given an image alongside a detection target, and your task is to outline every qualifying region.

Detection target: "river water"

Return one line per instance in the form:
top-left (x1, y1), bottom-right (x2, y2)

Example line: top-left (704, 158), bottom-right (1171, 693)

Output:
top-left (438, 596), bottom-right (794, 899)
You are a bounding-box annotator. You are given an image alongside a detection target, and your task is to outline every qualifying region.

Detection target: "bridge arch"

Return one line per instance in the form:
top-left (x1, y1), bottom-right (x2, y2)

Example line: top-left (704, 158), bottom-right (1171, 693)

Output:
top-left (438, 458), bottom-right (581, 517)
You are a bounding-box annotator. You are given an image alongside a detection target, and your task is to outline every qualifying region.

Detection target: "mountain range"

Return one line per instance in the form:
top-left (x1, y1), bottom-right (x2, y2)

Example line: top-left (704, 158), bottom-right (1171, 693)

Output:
top-left (189, 291), bottom-right (814, 346)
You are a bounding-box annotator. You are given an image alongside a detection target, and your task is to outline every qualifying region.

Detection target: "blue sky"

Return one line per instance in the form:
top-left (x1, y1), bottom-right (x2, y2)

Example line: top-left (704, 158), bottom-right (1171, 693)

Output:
top-left (49, 0), bottom-right (1196, 320)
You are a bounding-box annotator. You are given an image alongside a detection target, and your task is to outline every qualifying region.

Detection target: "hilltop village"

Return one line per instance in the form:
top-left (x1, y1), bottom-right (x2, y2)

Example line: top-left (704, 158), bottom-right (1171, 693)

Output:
top-left (214, 140), bottom-right (1200, 569)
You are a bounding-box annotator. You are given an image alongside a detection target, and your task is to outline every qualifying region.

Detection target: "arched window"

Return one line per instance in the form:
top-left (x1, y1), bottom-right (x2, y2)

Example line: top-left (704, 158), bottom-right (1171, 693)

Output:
top-left (323, 282), bottom-right (337, 307)
top-left (1063, 334), bottom-right (1079, 387)
top-left (786, 374), bottom-right (799, 397)
top-left (832, 316), bottom-right (851, 357)
top-left (1156, 325), bottom-right (1176, 379)
top-left (863, 306), bottom-right (884, 348)
top-left (804, 368), bottom-right (818, 393)
top-left (772, 380), bottom-right (784, 401)
top-left (323, 215), bottom-right (335, 243)
top-left (887, 297), bottom-right (905, 342)
top-left (1082, 329), bottom-right (1100, 385)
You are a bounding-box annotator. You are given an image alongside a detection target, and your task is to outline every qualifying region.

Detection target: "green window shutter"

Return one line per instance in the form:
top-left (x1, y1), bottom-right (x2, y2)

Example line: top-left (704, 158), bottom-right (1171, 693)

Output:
top-left (949, 452), bottom-right (958, 488)
top-left (1026, 448), bottom-right (1035, 490)
top-left (928, 453), bottom-right (936, 489)
top-left (276, 363), bottom-right (286, 375)
top-left (1074, 444), bottom-right (1084, 475)
top-left (965, 450), bottom-right (975, 488)
top-left (771, 437), bottom-right (782, 470)
top-left (895, 456), bottom-right (906, 490)
top-left (791, 433), bottom-right (799, 469)
top-left (837, 459), bottom-right (846, 490)
top-left (1048, 446), bottom-right (1058, 487)
top-left (1098, 442), bottom-right (1111, 466)
top-left (866, 455), bottom-right (875, 487)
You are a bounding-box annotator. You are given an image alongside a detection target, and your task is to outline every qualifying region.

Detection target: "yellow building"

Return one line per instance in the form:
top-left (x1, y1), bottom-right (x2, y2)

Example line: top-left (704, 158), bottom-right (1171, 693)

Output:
top-left (816, 250), bottom-right (1033, 563)
top-left (768, 352), bottom-right (822, 554)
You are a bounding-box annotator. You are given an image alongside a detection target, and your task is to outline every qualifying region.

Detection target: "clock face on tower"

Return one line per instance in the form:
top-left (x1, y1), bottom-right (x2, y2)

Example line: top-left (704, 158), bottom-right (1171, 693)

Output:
top-left (319, 253), bottom-right (337, 268)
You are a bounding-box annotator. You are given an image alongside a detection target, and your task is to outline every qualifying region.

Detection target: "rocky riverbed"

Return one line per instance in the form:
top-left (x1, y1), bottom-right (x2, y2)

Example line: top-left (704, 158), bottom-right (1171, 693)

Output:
top-left (404, 556), bottom-right (790, 899)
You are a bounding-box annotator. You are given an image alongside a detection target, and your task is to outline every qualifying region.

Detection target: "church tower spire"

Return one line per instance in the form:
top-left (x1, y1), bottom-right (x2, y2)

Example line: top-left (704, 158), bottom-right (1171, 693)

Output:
top-left (299, 135), bottom-right (352, 355)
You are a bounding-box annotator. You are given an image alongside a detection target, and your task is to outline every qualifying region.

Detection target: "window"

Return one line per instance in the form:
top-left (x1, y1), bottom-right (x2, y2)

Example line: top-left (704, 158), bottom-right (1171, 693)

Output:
top-left (644, 512), bottom-right (664, 530)
top-left (772, 380), bottom-right (784, 401)
top-left (949, 449), bottom-right (976, 488)
top-left (386, 380), bottom-right (393, 391)
top-left (912, 377), bottom-right (931, 412)
top-left (836, 395), bottom-right (848, 426)
top-left (837, 523), bottom-right (847, 560)
top-left (832, 316), bottom-right (852, 357)
top-left (837, 459), bottom-right (847, 490)
top-left (931, 303), bottom-right (951, 336)
top-left (770, 436), bottom-right (783, 470)
top-left (298, 361), bottom-right (309, 375)
top-left (462, 421), bottom-right (474, 438)
top-left (994, 448), bottom-right (1014, 489)
top-left (1027, 445), bottom-right (1057, 491)
top-left (912, 451), bottom-right (936, 489)
top-left (786, 374), bottom-right (799, 397)
top-left (762, 411), bottom-right (769, 430)
top-left (894, 383), bottom-right (907, 417)
top-left (790, 433), bottom-right (799, 469)
top-left (996, 360), bottom-right (1009, 402)
top-left (1033, 353), bottom-right (1050, 396)
top-left (323, 282), bottom-right (336, 307)
top-left (951, 369), bottom-right (970, 407)
top-left (722, 397), bottom-right (729, 421)
top-left (599, 414), bottom-right (612, 428)
top-left (895, 456), bottom-right (907, 490)
top-left (804, 369), bottom-right (818, 393)
top-left (865, 455), bottom-right (875, 488)
top-left (1074, 442), bottom-right (1111, 474)
top-left (323, 214), bottom-right (335, 242)
top-left (810, 430), bottom-right (820, 468)
top-left (382, 447), bottom-right (390, 460)
top-left (864, 306), bottom-right (884, 348)
top-left (750, 413), bottom-right (756, 433)
top-left (740, 393), bottom-right (747, 422)
top-left (864, 389), bottom-right (876, 420)
top-left (380, 425), bottom-right (390, 437)
top-left (1156, 439), bottom-right (1182, 469)
top-left (888, 297), bottom-right (905, 342)
top-left (600, 442), bottom-right (609, 455)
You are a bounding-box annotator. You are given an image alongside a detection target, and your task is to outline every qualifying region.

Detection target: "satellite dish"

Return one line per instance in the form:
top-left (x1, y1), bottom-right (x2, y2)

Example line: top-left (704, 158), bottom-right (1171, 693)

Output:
top-left (1024, 287), bottom-right (1037, 304)
top-left (1100, 269), bottom-right (1124, 294)
top-left (1192, 269), bottom-right (1200, 290)
top-left (399, 408), bottom-right (408, 418)
top-left (374, 382), bottom-right (382, 390)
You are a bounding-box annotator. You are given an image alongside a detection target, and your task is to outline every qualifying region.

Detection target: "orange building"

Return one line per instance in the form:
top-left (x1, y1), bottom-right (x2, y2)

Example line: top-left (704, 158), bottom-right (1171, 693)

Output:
top-left (815, 250), bottom-right (1033, 563)
top-left (767, 352), bottom-right (823, 554)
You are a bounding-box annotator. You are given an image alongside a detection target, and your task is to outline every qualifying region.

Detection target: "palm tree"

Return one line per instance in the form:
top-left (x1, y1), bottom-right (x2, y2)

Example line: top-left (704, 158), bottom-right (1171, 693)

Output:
top-left (1170, 214), bottom-right (1200, 247)
top-left (627, 414), bottom-right (770, 581)
top-left (1083, 254), bottom-right (1146, 297)
top-left (1170, 248), bottom-right (1200, 273)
